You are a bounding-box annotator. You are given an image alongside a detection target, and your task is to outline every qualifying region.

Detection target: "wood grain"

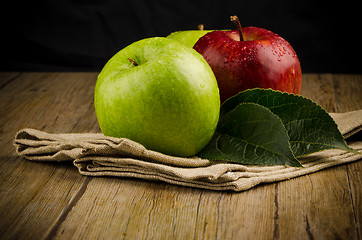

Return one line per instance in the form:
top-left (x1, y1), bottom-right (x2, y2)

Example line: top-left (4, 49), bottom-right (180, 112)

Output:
top-left (283, 74), bottom-right (362, 240)
top-left (0, 72), bottom-right (361, 240)
top-left (0, 73), bottom-right (98, 239)
top-left (332, 74), bottom-right (362, 240)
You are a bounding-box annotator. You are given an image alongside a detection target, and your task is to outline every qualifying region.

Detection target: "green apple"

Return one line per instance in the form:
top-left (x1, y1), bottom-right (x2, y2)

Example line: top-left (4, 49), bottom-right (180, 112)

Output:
top-left (167, 25), bottom-right (229, 48)
top-left (94, 37), bottom-right (220, 157)
top-left (167, 30), bottom-right (213, 47)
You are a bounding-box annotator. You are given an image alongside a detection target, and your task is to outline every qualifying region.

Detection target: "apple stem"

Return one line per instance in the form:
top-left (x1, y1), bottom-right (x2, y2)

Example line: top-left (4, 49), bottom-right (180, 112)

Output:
top-left (128, 58), bottom-right (138, 66)
top-left (230, 15), bottom-right (244, 41)
top-left (198, 24), bottom-right (204, 31)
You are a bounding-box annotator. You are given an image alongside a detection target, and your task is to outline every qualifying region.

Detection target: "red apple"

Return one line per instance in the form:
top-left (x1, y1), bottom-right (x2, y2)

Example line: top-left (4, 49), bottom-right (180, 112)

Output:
top-left (193, 16), bottom-right (302, 102)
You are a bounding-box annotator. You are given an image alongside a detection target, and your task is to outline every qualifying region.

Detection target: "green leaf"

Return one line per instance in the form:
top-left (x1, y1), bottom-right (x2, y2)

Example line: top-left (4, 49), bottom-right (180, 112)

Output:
top-left (221, 88), bottom-right (356, 157)
top-left (198, 103), bottom-right (302, 167)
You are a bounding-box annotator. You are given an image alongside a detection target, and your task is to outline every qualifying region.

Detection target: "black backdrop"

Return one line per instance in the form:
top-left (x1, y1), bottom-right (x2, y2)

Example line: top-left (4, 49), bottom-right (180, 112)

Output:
top-left (2, 0), bottom-right (360, 73)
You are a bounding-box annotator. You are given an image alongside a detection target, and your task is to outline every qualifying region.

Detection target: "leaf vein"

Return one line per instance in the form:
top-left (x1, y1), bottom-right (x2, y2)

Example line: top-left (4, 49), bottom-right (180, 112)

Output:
top-left (219, 133), bottom-right (292, 161)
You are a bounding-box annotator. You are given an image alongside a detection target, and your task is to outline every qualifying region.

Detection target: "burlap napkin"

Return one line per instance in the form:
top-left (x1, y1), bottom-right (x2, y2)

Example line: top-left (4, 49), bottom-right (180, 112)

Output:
top-left (14, 110), bottom-right (362, 191)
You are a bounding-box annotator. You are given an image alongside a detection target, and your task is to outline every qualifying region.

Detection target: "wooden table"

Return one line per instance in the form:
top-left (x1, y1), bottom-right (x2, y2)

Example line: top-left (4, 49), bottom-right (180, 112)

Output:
top-left (0, 72), bottom-right (361, 240)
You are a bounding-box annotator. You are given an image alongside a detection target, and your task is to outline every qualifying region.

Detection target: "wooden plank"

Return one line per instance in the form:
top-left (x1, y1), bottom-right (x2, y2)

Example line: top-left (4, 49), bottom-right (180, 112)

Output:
top-left (333, 74), bottom-right (362, 112)
top-left (0, 72), bottom-right (21, 89)
top-left (51, 178), bottom-right (276, 239)
top-left (276, 168), bottom-right (358, 239)
top-left (209, 185), bottom-right (275, 240)
top-left (333, 74), bottom-right (362, 240)
top-left (346, 161), bottom-right (362, 240)
top-left (275, 74), bottom-right (360, 240)
top-left (0, 72), bottom-right (98, 239)
top-left (300, 73), bottom-right (338, 112)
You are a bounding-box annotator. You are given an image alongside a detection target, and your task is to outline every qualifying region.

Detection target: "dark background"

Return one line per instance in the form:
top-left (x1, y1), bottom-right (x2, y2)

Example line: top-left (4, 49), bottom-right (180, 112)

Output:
top-left (2, 0), bottom-right (360, 73)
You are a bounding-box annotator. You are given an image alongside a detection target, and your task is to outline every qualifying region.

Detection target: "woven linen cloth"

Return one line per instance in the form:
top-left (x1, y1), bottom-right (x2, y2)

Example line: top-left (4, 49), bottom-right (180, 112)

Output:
top-left (14, 110), bottom-right (362, 191)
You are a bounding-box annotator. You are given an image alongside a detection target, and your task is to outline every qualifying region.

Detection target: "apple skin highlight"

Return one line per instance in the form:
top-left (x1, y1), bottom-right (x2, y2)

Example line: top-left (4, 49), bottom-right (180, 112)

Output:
top-left (194, 27), bottom-right (302, 102)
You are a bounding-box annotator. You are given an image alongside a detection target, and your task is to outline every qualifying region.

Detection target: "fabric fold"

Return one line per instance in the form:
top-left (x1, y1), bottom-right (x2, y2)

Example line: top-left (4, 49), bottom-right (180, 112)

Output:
top-left (14, 110), bottom-right (362, 191)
